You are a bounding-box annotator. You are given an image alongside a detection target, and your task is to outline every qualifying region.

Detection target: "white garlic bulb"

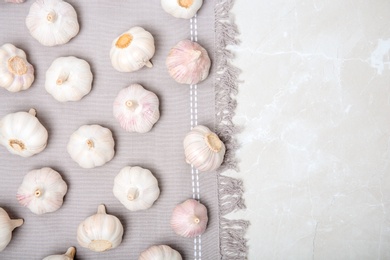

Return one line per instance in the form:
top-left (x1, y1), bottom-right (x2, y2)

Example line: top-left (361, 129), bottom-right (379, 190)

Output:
top-left (113, 166), bottom-right (160, 211)
top-left (139, 245), bottom-right (182, 260)
top-left (43, 247), bottom-right (76, 260)
top-left (113, 84), bottom-right (160, 133)
top-left (170, 199), bottom-right (208, 238)
top-left (0, 43), bottom-right (34, 92)
top-left (0, 207), bottom-right (23, 252)
top-left (183, 125), bottom-right (225, 172)
top-left (166, 39), bottom-right (211, 85)
top-left (17, 167), bottom-right (67, 215)
top-left (161, 0), bottom-right (203, 19)
top-left (26, 0), bottom-right (79, 46)
top-left (110, 27), bottom-right (155, 72)
top-left (5, 0), bottom-right (26, 3)
top-left (77, 204), bottom-right (124, 252)
top-left (67, 125), bottom-right (115, 169)
top-left (0, 109), bottom-right (48, 157)
top-left (45, 56), bottom-right (93, 102)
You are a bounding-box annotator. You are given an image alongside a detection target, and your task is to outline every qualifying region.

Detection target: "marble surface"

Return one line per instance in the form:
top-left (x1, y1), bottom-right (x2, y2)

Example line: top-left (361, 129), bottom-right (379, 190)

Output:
top-left (228, 1), bottom-right (390, 259)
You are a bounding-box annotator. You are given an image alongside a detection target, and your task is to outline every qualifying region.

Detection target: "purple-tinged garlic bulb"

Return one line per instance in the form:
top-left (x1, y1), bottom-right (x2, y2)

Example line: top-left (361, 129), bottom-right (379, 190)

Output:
top-left (77, 205), bottom-right (124, 252)
top-left (170, 199), bottom-right (208, 238)
top-left (161, 0), bottom-right (203, 19)
top-left (113, 84), bottom-right (160, 133)
top-left (16, 167), bottom-right (68, 215)
top-left (183, 125), bottom-right (225, 172)
top-left (26, 0), bottom-right (79, 46)
top-left (110, 27), bottom-right (155, 72)
top-left (5, 0), bottom-right (25, 3)
top-left (166, 39), bottom-right (211, 85)
top-left (139, 245), bottom-right (182, 260)
top-left (0, 43), bottom-right (34, 92)
top-left (0, 208), bottom-right (23, 252)
top-left (43, 247), bottom-right (76, 260)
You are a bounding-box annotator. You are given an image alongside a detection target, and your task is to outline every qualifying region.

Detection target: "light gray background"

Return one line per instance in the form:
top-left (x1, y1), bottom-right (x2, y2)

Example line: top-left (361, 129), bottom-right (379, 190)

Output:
top-left (0, 1), bottom-right (218, 259)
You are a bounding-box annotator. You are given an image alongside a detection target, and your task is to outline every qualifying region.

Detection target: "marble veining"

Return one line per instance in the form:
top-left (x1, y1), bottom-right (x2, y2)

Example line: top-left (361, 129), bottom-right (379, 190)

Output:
top-left (228, 1), bottom-right (390, 259)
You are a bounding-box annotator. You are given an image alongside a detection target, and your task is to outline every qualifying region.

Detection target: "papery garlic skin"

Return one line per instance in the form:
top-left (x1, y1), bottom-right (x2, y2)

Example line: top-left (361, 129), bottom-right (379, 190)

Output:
top-left (43, 246), bottom-right (76, 260)
top-left (0, 109), bottom-right (48, 157)
top-left (26, 0), bottom-right (79, 46)
top-left (183, 125), bottom-right (225, 172)
top-left (45, 56), bottom-right (93, 102)
top-left (67, 125), bottom-right (115, 169)
top-left (17, 167), bottom-right (67, 215)
top-left (139, 245), bottom-right (182, 260)
top-left (113, 166), bottom-right (160, 211)
top-left (170, 199), bottom-right (208, 238)
top-left (166, 39), bottom-right (210, 85)
top-left (0, 43), bottom-right (34, 92)
top-left (110, 27), bottom-right (155, 72)
top-left (0, 207), bottom-right (23, 252)
top-left (161, 0), bottom-right (203, 19)
top-left (113, 84), bottom-right (160, 133)
top-left (77, 205), bottom-right (123, 252)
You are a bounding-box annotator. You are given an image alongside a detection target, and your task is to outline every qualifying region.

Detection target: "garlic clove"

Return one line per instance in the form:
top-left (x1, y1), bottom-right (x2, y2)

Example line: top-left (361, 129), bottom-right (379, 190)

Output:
top-left (113, 84), bottom-right (160, 133)
top-left (26, 0), bottom-right (79, 46)
top-left (170, 199), bottom-right (208, 238)
top-left (77, 204), bottom-right (124, 252)
top-left (42, 246), bottom-right (76, 260)
top-left (139, 245), bottom-right (182, 260)
top-left (113, 166), bottom-right (160, 211)
top-left (16, 167), bottom-right (68, 215)
top-left (0, 43), bottom-right (34, 93)
top-left (110, 27), bottom-right (155, 72)
top-left (45, 56), bottom-right (93, 102)
top-left (67, 124), bottom-right (115, 169)
top-left (166, 39), bottom-right (211, 85)
top-left (183, 125), bottom-right (226, 172)
top-left (0, 207), bottom-right (23, 252)
top-left (0, 108), bottom-right (48, 157)
top-left (161, 0), bottom-right (203, 19)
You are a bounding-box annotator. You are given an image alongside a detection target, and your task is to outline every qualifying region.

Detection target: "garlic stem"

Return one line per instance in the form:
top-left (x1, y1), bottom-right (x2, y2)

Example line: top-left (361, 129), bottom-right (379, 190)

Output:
top-left (86, 139), bottom-right (94, 149)
top-left (56, 71), bottom-right (70, 85)
top-left (46, 11), bottom-right (57, 23)
top-left (97, 204), bottom-right (106, 214)
top-left (10, 219), bottom-right (23, 230)
top-left (205, 133), bottom-right (222, 153)
top-left (125, 100), bottom-right (138, 111)
top-left (9, 139), bottom-right (26, 152)
top-left (193, 216), bottom-right (200, 224)
top-left (34, 189), bottom-right (42, 198)
top-left (145, 60), bottom-right (153, 68)
top-left (65, 247), bottom-right (76, 258)
top-left (190, 50), bottom-right (202, 62)
top-left (127, 187), bottom-right (139, 201)
top-left (28, 108), bottom-right (37, 116)
top-left (179, 0), bottom-right (194, 8)
top-left (116, 33), bottom-right (133, 49)
top-left (7, 56), bottom-right (27, 75)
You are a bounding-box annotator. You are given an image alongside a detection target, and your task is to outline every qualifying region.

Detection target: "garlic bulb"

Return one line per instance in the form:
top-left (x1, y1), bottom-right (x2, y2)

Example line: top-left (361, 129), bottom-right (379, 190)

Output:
top-left (17, 167), bottom-right (67, 215)
top-left (161, 0), bottom-right (203, 19)
top-left (183, 125), bottom-right (225, 172)
top-left (170, 199), bottom-right (208, 238)
top-left (110, 27), bottom-right (155, 72)
top-left (113, 166), bottom-right (160, 211)
top-left (0, 43), bottom-right (34, 92)
top-left (166, 39), bottom-right (211, 85)
top-left (45, 56), bottom-right (93, 102)
top-left (0, 207), bottom-right (23, 252)
top-left (77, 204), bottom-right (124, 252)
top-left (113, 84), bottom-right (160, 133)
top-left (5, 0), bottom-right (25, 3)
top-left (0, 109), bottom-right (48, 157)
top-left (26, 0), bottom-right (79, 46)
top-left (43, 247), bottom-right (76, 260)
top-left (139, 245), bottom-right (182, 260)
top-left (67, 125), bottom-right (115, 169)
